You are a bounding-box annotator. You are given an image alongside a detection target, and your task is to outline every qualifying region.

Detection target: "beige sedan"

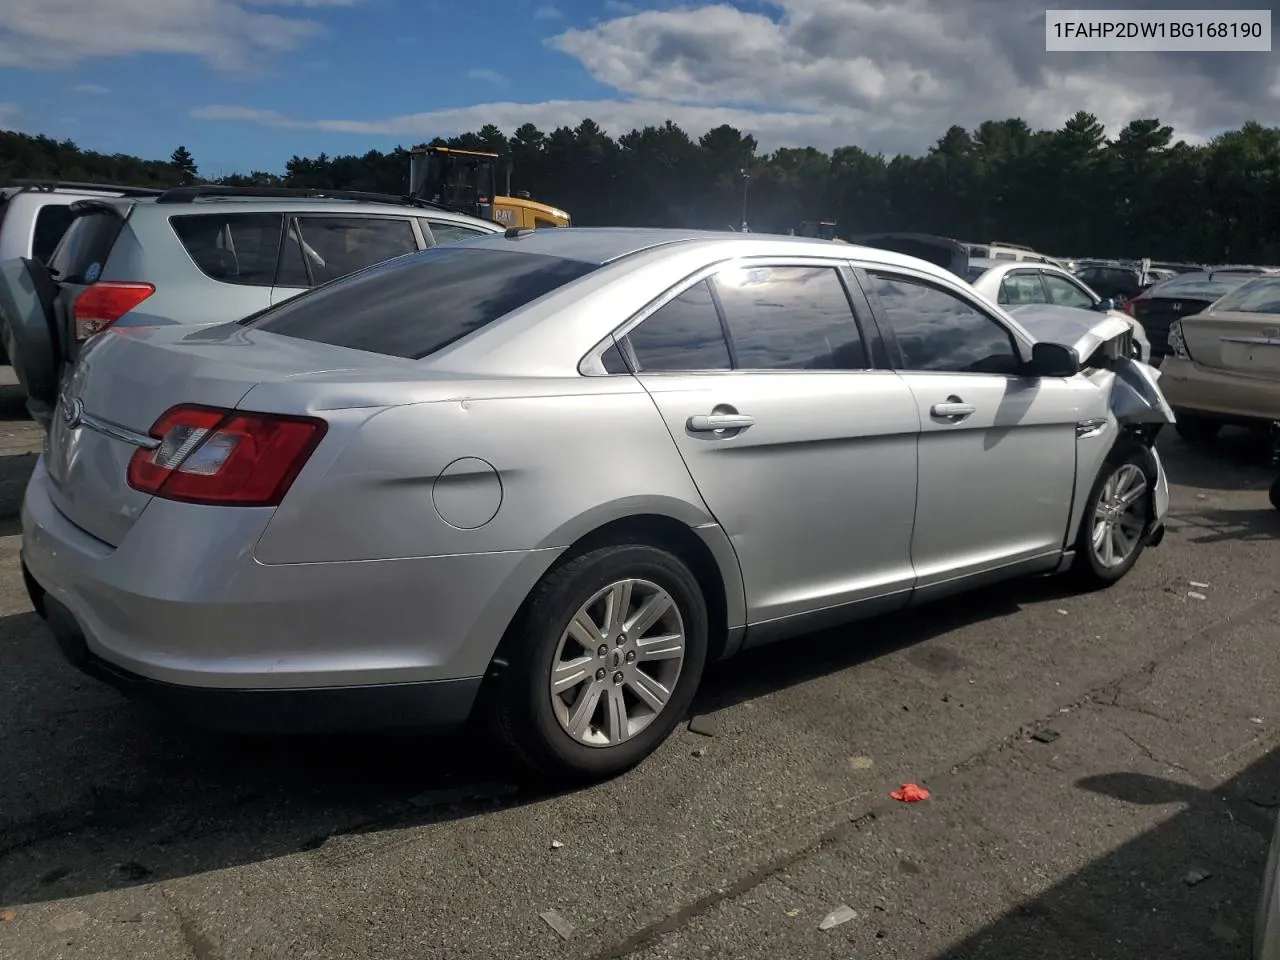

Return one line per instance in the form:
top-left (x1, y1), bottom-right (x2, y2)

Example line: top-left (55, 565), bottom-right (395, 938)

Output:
top-left (1161, 276), bottom-right (1280, 441)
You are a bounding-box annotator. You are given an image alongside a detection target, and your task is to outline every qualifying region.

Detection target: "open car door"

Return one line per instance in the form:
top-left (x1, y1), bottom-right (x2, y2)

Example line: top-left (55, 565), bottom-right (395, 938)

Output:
top-left (0, 256), bottom-right (64, 427)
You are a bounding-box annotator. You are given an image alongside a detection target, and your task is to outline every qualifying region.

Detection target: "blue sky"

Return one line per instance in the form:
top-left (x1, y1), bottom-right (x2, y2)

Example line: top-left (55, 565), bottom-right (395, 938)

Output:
top-left (0, 0), bottom-right (1271, 175)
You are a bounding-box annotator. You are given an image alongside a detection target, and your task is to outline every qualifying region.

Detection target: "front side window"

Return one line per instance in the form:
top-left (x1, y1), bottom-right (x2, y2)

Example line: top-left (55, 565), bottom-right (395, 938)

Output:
top-left (868, 273), bottom-right (1021, 375)
top-left (171, 212), bottom-right (283, 286)
top-left (424, 219), bottom-right (488, 245)
top-left (277, 216), bottom-right (418, 287)
top-left (1042, 273), bottom-right (1095, 309)
top-left (32, 204), bottom-right (77, 264)
top-left (712, 265), bottom-right (868, 370)
top-left (624, 280), bottom-right (731, 372)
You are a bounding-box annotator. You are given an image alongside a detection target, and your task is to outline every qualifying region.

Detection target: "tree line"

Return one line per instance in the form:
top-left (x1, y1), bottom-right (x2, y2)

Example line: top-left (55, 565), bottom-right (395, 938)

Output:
top-left (3, 112), bottom-right (1278, 263)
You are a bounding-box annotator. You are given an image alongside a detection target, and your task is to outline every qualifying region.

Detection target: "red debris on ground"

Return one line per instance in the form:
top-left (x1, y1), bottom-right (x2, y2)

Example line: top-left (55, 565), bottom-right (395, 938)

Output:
top-left (890, 783), bottom-right (931, 802)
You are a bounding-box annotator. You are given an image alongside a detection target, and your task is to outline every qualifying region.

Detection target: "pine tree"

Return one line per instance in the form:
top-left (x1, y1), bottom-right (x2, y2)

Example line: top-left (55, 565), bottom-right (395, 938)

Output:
top-left (170, 145), bottom-right (198, 186)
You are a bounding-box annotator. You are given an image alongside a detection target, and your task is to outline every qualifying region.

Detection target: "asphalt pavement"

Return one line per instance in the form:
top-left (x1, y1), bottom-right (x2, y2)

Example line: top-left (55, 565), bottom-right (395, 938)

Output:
top-left (1, 368), bottom-right (1278, 960)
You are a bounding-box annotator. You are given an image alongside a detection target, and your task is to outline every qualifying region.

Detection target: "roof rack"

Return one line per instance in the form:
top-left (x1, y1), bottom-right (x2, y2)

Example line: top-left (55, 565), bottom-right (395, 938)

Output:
top-left (987, 241), bottom-right (1036, 252)
top-left (154, 184), bottom-right (448, 210)
top-left (7, 178), bottom-right (164, 197)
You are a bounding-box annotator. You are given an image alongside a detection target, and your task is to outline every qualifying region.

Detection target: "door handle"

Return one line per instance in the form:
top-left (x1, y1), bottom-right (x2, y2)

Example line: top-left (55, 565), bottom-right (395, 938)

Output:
top-left (688, 413), bottom-right (755, 432)
top-left (930, 397), bottom-right (975, 421)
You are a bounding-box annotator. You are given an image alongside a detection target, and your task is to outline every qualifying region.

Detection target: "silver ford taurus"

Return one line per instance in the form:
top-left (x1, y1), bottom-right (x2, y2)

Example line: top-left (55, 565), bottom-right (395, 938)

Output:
top-left (17, 227), bottom-right (1174, 781)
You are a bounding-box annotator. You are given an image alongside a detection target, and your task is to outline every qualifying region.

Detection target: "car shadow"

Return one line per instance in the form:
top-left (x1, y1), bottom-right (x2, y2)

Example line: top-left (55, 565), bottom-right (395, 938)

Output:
top-left (1160, 425), bottom-right (1277, 494)
top-left (930, 746), bottom-right (1280, 959)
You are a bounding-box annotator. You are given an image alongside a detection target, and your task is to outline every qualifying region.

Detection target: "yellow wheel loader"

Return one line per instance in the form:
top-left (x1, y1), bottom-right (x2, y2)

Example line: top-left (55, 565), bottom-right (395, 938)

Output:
top-left (408, 146), bottom-right (570, 229)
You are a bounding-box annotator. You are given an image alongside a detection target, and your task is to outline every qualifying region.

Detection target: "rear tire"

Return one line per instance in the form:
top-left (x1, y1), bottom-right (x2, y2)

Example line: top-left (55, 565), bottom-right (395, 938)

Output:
top-left (1175, 413), bottom-right (1222, 443)
top-left (1072, 441), bottom-right (1157, 588)
top-left (487, 543), bottom-right (708, 783)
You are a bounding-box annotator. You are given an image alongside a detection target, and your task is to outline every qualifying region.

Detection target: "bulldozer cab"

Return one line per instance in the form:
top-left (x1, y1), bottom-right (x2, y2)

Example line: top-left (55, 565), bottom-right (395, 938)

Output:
top-left (796, 220), bottom-right (838, 240)
top-left (409, 146), bottom-right (498, 221)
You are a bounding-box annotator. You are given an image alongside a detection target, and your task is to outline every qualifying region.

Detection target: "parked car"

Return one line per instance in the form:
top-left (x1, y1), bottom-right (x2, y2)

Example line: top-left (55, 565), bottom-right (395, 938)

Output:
top-left (965, 257), bottom-right (1150, 362)
top-left (1073, 262), bottom-right (1148, 304)
top-left (0, 185), bottom-right (503, 428)
top-left (1160, 274), bottom-right (1280, 445)
top-left (1126, 270), bottom-right (1260, 363)
top-left (0, 179), bottom-right (164, 364)
top-left (19, 229), bottom-right (1173, 781)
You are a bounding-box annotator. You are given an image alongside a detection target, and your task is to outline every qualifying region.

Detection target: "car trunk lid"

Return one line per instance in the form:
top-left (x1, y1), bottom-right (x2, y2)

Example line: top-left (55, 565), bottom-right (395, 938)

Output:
top-left (44, 323), bottom-right (406, 546)
top-left (1180, 310), bottom-right (1280, 381)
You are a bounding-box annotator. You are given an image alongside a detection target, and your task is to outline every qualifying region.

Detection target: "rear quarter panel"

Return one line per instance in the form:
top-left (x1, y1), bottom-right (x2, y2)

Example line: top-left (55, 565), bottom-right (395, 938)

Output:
top-left (251, 375), bottom-right (720, 565)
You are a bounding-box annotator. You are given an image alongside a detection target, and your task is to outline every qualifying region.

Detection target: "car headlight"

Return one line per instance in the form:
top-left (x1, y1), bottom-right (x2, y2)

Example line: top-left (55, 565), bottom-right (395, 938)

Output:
top-left (1167, 320), bottom-right (1191, 360)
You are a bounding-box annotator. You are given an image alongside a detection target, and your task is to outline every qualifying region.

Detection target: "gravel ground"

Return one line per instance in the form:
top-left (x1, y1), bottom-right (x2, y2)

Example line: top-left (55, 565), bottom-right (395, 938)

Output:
top-left (0, 368), bottom-right (1277, 960)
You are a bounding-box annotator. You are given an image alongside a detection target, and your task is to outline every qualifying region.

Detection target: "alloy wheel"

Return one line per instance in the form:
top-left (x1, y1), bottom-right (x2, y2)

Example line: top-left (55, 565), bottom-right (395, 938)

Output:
top-left (549, 578), bottom-right (686, 748)
top-left (1091, 463), bottom-right (1148, 568)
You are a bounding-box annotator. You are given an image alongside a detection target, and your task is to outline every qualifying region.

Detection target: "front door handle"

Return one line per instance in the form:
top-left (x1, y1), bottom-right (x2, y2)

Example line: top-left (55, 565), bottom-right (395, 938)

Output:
top-left (931, 397), bottom-right (975, 421)
top-left (688, 413), bottom-right (755, 432)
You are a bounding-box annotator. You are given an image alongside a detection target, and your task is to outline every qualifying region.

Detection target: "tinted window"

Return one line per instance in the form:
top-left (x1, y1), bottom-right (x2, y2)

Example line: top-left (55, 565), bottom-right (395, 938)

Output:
top-left (247, 246), bottom-right (597, 359)
top-left (424, 219), bottom-right (487, 245)
top-left (48, 209), bottom-right (124, 284)
top-left (171, 212), bottom-right (283, 287)
top-left (32, 204), bottom-right (77, 263)
top-left (1147, 274), bottom-right (1250, 300)
top-left (1042, 273), bottom-right (1095, 309)
top-left (713, 265), bottom-right (867, 370)
top-left (1209, 276), bottom-right (1280, 314)
top-left (998, 271), bottom-right (1046, 305)
top-left (625, 280), bottom-right (731, 372)
top-left (869, 273), bottom-right (1020, 375)
top-left (277, 216), bottom-right (417, 287)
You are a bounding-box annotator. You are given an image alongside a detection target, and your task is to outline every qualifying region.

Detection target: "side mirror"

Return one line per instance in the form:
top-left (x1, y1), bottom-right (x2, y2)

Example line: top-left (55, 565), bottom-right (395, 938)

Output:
top-left (1094, 298), bottom-right (1115, 312)
top-left (1027, 341), bottom-right (1081, 378)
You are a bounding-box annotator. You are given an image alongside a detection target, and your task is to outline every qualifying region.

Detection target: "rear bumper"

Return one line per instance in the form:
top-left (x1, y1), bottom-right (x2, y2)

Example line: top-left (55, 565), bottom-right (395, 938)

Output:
top-left (25, 568), bottom-right (480, 734)
top-left (1160, 357), bottom-right (1280, 424)
top-left (20, 455), bottom-right (560, 730)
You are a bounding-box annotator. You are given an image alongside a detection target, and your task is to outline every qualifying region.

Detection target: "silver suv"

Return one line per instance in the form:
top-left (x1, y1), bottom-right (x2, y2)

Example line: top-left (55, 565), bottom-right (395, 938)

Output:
top-left (0, 186), bottom-right (503, 426)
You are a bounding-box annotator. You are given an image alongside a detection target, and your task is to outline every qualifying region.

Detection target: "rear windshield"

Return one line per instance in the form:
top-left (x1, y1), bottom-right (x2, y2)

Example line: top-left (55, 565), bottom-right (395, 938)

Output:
top-left (1207, 276), bottom-right (1280, 314)
top-left (245, 245), bottom-right (599, 359)
top-left (48, 207), bottom-right (125, 284)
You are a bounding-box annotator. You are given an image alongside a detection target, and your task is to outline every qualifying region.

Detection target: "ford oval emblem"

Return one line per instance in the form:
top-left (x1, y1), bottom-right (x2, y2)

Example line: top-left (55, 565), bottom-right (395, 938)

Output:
top-left (62, 398), bottom-right (84, 429)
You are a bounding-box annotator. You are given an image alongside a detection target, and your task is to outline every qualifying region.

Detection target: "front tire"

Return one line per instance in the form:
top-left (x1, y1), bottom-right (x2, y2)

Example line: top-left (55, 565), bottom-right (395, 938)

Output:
top-left (488, 543), bottom-right (708, 783)
top-left (1072, 442), bottom-right (1157, 588)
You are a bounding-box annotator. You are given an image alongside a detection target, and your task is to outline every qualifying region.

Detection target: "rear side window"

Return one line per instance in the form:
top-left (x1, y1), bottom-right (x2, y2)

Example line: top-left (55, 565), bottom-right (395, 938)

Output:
top-left (625, 280), bottom-right (731, 372)
top-left (48, 209), bottom-right (125, 284)
top-left (713, 265), bottom-right (867, 370)
top-left (997, 271), bottom-right (1046, 305)
top-left (32, 204), bottom-right (77, 263)
top-left (278, 216), bottom-right (418, 287)
top-left (247, 246), bottom-right (598, 359)
top-left (171, 213), bottom-right (284, 287)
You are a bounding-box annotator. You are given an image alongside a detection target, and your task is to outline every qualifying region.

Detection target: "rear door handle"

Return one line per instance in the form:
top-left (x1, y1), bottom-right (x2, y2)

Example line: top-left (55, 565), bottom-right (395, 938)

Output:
top-left (930, 398), bottom-right (975, 421)
top-left (688, 413), bottom-right (755, 432)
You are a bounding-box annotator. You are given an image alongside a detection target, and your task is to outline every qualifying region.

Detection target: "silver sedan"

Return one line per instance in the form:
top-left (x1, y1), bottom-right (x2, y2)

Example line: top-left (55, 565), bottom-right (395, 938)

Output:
top-left (17, 228), bottom-right (1173, 781)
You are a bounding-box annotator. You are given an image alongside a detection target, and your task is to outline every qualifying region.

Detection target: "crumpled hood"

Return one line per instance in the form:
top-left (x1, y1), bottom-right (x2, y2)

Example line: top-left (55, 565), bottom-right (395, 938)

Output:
top-left (1007, 303), bottom-right (1139, 362)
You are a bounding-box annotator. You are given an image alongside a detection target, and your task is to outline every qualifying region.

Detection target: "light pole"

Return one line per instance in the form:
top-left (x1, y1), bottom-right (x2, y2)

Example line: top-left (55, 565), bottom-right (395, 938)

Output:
top-left (739, 168), bottom-right (750, 233)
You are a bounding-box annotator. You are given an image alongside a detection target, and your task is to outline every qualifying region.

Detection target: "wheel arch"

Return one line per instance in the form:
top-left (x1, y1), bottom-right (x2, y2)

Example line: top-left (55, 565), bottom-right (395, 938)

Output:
top-left (478, 506), bottom-right (746, 702)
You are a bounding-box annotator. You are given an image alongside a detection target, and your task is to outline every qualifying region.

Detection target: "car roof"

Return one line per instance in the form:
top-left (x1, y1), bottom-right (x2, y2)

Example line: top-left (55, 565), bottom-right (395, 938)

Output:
top-left (72, 194), bottom-right (502, 230)
top-left (460, 226), bottom-right (946, 269)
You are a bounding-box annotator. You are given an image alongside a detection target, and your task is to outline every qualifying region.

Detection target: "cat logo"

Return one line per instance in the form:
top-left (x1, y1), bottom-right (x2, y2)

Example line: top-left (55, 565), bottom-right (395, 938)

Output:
top-left (493, 208), bottom-right (516, 226)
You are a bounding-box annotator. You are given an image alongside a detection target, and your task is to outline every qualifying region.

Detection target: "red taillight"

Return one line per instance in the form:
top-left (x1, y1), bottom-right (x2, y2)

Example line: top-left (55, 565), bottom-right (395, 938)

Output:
top-left (73, 282), bottom-right (155, 341)
top-left (127, 404), bottom-right (327, 507)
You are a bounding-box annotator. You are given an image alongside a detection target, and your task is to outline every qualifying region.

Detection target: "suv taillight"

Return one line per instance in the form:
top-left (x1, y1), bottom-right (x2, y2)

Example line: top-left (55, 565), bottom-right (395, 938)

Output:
top-left (127, 405), bottom-right (327, 507)
top-left (74, 282), bottom-right (155, 341)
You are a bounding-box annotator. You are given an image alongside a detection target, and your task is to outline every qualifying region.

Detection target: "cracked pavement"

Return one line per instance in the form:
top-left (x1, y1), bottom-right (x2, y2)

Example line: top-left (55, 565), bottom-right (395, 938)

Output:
top-left (0, 367), bottom-right (1278, 959)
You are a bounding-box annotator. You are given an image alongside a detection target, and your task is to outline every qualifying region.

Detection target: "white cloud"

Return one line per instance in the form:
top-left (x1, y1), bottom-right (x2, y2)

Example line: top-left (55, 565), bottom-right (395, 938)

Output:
top-left (534, 4), bottom-right (562, 19)
top-left (0, 103), bottom-right (20, 130)
top-left (190, 0), bottom-right (1280, 155)
top-left (0, 0), bottom-right (348, 71)
top-left (467, 67), bottom-right (508, 87)
top-left (72, 83), bottom-right (110, 94)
